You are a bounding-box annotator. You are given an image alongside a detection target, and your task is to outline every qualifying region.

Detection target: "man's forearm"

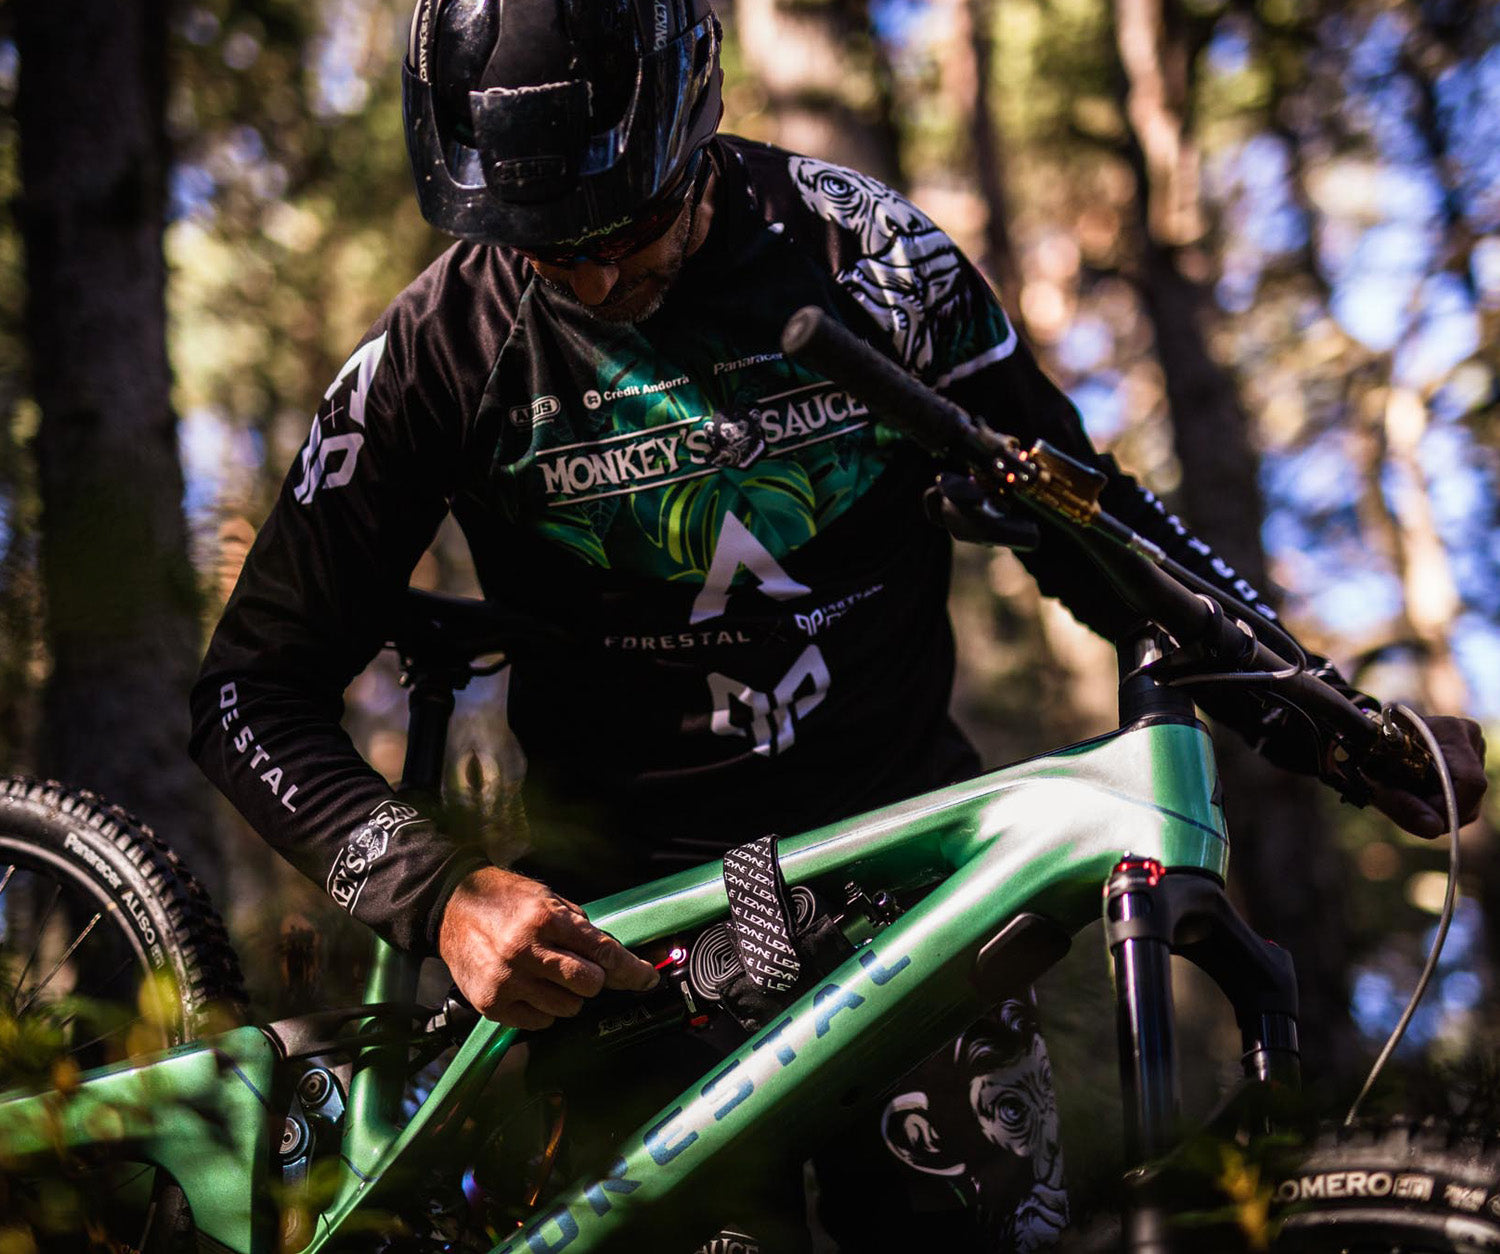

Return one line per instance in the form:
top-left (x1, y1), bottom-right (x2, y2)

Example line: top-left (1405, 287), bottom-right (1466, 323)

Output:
top-left (190, 667), bottom-right (489, 952)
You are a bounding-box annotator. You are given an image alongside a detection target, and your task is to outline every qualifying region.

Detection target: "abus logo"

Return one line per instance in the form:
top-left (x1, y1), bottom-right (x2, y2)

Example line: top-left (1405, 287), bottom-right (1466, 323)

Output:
top-left (708, 645), bottom-right (830, 757)
top-left (507, 395), bottom-right (561, 427)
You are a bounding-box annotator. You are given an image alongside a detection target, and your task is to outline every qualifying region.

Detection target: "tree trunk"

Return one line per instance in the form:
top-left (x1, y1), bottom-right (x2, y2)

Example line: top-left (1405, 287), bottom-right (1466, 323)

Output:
top-left (936, 0), bottom-right (1025, 314)
top-left (1112, 0), bottom-right (1359, 1087)
top-left (16, 0), bottom-right (221, 897)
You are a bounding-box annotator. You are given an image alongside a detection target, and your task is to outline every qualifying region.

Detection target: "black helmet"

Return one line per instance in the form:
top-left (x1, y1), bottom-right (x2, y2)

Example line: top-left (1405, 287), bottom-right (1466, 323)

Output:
top-left (403, 0), bottom-right (723, 251)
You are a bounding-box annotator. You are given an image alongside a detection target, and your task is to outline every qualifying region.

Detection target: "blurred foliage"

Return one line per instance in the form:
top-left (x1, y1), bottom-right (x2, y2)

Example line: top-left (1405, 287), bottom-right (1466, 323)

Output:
top-left (0, 0), bottom-right (1496, 1236)
top-left (0, 968), bottom-right (208, 1251)
top-left (167, 0), bottom-right (441, 522)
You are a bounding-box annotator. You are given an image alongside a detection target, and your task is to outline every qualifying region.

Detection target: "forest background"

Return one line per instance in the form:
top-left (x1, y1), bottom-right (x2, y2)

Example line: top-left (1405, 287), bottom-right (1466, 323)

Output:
top-left (3, 0), bottom-right (1500, 1207)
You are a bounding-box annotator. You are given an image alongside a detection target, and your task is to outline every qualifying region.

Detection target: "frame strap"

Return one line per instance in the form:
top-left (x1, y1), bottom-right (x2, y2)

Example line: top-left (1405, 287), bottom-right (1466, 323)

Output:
top-left (721, 835), bottom-right (801, 994)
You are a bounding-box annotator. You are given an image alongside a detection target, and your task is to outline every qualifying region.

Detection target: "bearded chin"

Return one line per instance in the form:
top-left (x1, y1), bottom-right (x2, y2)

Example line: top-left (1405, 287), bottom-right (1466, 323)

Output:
top-left (534, 274), bottom-right (665, 324)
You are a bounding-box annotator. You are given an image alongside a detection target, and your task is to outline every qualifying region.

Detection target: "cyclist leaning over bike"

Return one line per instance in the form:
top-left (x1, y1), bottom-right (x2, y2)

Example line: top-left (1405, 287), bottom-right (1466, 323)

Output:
top-left (189, 1), bottom-right (1487, 1248)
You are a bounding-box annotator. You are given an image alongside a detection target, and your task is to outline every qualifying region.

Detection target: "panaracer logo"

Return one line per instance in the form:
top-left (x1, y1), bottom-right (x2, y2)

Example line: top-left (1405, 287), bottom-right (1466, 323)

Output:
top-left (537, 383), bottom-right (871, 506)
top-left (63, 830), bottom-right (123, 890)
top-left (714, 351), bottom-right (783, 375)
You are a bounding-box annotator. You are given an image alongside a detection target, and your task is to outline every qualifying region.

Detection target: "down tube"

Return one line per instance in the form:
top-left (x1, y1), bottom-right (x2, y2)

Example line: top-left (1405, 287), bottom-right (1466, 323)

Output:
top-left (490, 835), bottom-right (1092, 1253)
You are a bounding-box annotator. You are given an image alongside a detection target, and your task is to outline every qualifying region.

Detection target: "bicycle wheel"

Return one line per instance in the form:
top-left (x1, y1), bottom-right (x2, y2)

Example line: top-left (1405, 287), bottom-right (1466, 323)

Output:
top-left (0, 777), bottom-right (247, 1252)
top-left (1271, 1120), bottom-right (1500, 1253)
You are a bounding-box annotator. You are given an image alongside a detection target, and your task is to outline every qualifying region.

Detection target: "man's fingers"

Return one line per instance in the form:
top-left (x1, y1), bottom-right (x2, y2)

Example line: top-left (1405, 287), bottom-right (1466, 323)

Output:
top-left (1370, 784), bottom-right (1446, 838)
top-left (1446, 726), bottom-right (1487, 825)
top-left (594, 934), bottom-right (661, 991)
top-left (437, 869), bottom-right (658, 1032)
top-left (532, 945), bottom-right (608, 999)
top-left (1363, 715), bottom-right (1489, 835)
top-left (541, 912), bottom-right (659, 991)
top-left (494, 1001), bottom-right (556, 1032)
top-left (1423, 716), bottom-right (1488, 825)
top-left (506, 974), bottom-right (586, 1020)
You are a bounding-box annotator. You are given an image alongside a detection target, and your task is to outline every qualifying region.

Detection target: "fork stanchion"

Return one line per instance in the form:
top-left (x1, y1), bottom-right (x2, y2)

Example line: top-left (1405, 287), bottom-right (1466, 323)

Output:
top-left (1106, 858), bottom-right (1180, 1254)
top-left (1107, 877), bottom-right (1180, 1161)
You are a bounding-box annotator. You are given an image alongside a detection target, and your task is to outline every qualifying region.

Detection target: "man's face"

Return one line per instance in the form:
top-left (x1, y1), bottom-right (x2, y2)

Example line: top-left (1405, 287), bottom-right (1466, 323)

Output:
top-left (524, 175), bottom-right (710, 324)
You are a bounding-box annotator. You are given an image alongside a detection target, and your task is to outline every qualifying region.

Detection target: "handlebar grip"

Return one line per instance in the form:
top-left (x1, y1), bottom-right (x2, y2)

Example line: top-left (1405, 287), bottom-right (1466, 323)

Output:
top-left (780, 306), bottom-right (1003, 465)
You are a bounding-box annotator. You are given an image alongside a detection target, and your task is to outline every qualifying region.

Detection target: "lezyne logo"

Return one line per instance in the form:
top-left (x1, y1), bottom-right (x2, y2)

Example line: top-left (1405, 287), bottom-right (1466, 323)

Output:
top-left (536, 382), bottom-right (870, 506)
top-left (294, 332), bottom-right (388, 504)
top-left (326, 800), bottom-right (422, 914)
top-left (493, 946), bottom-right (911, 1254)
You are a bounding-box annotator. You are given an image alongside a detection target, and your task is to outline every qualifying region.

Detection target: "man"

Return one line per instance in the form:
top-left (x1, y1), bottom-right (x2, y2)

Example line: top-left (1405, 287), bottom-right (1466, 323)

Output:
top-left (190, 0), bottom-right (1486, 1248)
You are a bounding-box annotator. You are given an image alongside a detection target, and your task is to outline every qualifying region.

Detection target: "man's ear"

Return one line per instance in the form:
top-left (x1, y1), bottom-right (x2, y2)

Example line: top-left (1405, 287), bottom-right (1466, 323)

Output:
top-left (880, 1091), bottom-right (966, 1177)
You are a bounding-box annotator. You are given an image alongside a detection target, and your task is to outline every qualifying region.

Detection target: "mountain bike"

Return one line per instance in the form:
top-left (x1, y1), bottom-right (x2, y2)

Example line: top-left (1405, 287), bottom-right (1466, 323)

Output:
top-left (0, 306), bottom-right (1494, 1253)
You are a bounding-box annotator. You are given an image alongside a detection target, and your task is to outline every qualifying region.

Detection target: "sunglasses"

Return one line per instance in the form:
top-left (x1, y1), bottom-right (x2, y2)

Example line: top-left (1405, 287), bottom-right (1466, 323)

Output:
top-left (519, 162), bottom-right (704, 269)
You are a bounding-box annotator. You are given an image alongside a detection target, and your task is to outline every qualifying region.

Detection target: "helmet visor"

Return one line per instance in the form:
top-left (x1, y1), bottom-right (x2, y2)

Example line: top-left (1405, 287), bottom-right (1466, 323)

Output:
top-left (404, 12), bottom-right (721, 249)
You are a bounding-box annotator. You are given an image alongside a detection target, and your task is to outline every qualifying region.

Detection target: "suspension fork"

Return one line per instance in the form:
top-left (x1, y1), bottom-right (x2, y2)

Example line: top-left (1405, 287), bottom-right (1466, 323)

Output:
top-left (1104, 858), bottom-right (1301, 1252)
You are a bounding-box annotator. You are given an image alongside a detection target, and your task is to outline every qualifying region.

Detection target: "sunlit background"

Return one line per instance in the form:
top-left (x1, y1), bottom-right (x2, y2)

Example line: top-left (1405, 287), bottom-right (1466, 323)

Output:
top-left (3, 0), bottom-right (1499, 1205)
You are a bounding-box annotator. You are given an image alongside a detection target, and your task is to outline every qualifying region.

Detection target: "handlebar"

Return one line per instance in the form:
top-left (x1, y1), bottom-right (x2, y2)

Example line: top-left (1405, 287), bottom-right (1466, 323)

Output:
top-left (779, 305), bottom-right (1435, 798)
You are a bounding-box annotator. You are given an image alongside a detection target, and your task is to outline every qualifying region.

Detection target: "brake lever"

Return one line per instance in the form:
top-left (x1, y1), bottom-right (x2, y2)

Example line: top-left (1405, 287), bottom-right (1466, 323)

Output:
top-left (1327, 704), bottom-right (1440, 808)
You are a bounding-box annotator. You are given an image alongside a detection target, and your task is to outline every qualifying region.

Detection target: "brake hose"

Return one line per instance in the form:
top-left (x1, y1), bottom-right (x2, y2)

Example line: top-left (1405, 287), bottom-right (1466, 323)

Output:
top-left (1344, 705), bottom-right (1462, 1125)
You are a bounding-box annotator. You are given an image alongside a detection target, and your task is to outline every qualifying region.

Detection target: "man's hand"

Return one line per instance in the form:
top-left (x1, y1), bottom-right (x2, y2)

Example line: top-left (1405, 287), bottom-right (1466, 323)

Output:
top-left (1365, 715), bottom-right (1488, 838)
top-left (438, 866), bottom-right (658, 1030)
top-left (924, 472), bottom-right (1042, 550)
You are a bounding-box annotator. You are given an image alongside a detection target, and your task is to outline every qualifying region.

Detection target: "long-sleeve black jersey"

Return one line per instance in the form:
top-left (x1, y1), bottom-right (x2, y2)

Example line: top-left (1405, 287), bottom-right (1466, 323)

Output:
top-left (191, 136), bottom-right (1318, 954)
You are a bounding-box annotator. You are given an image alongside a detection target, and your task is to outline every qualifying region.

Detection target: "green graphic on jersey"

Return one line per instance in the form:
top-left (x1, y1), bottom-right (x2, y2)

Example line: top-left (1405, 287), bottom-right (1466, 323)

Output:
top-left (518, 324), bottom-right (891, 584)
top-left (642, 462), bottom-right (816, 583)
top-left (497, 147), bottom-right (1023, 587)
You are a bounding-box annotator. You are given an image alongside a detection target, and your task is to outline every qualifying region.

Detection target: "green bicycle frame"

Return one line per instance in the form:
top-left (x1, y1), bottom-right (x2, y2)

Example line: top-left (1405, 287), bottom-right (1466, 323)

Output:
top-left (0, 715), bottom-right (1226, 1252)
